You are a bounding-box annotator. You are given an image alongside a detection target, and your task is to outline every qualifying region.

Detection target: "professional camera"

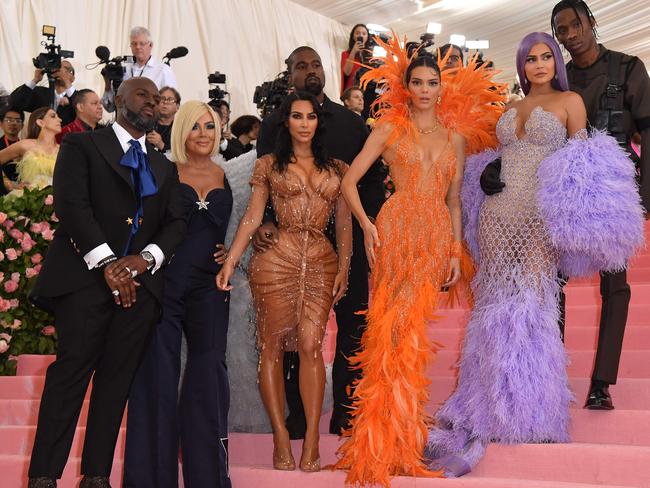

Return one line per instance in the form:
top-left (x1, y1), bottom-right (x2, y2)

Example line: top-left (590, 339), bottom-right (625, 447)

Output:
top-left (207, 71), bottom-right (229, 108)
top-left (94, 46), bottom-right (134, 93)
top-left (253, 70), bottom-right (290, 119)
top-left (32, 25), bottom-right (74, 74)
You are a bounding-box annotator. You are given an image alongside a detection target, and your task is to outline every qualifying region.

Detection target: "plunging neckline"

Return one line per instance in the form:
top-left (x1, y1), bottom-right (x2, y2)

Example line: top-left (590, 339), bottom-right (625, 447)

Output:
top-left (510, 105), bottom-right (564, 141)
top-left (286, 165), bottom-right (330, 196)
top-left (179, 181), bottom-right (227, 202)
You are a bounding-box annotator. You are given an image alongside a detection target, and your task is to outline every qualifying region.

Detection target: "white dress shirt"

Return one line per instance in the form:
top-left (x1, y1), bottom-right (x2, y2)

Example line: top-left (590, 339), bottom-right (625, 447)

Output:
top-left (83, 122), bottom-right (165, 273)
top-left (101, 57), bottom-right (177, 112)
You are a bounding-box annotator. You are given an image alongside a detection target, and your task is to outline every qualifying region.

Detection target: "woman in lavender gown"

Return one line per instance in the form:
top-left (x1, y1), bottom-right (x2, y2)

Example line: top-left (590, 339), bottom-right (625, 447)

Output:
top-left (426, 32), bottom-right (644, 476)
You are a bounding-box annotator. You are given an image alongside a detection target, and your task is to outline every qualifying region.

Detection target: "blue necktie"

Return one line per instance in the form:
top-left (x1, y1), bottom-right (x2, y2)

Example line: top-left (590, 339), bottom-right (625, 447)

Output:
top-left (119, 139), bottom-right (158, 254)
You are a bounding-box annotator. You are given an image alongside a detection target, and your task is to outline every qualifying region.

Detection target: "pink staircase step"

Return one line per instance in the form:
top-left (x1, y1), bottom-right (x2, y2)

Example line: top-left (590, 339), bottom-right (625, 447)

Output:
top-left (425, 377), bottom-right (650, 411)
top-left (427, 325), bottom-right (650, 352)
top-left (0, 455), bottom-right (633, 488)
top-left (565, 283), bottom-right (650, 307)
top-left (425, 349), bottom-right (650, 378)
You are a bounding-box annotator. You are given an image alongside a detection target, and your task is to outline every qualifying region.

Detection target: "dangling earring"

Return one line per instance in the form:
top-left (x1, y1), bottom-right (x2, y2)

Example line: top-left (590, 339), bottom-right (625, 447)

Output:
top-left (437, 96), bottom-right (441, 104)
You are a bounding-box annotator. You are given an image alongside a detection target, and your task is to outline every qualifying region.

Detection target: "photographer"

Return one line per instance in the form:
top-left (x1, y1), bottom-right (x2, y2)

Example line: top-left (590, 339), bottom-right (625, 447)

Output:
top-left (101, 26), bottom-right (177, 112)
top-left (340, 24), bottom-right (371, 95)
top-left (9, 60), bottom-right (76, 125)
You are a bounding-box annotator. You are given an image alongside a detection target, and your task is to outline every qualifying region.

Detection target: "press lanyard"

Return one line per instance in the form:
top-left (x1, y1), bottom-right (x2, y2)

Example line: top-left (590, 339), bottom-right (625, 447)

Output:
top-left (131, 56), bottom-right (152, 78)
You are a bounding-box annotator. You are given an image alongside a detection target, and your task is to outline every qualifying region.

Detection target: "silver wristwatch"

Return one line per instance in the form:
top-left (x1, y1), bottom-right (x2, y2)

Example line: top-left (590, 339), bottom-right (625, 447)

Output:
top-left (140, 250), bottom-right (155, 269)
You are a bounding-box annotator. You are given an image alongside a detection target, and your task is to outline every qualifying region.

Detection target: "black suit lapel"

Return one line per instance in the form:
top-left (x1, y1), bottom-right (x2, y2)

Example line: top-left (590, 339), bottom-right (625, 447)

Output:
top-left (91, 127), bottom-right (134, 190)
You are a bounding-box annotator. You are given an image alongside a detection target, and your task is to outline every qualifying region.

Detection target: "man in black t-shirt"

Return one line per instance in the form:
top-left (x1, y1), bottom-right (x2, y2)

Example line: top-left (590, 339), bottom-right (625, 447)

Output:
top-left (255, 46), bottom-right (385, 437)
top-left (552, 0), bottom-right (650, 411)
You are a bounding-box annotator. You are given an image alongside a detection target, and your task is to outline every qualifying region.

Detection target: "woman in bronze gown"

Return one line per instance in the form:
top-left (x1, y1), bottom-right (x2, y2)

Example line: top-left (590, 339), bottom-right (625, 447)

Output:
top-left (216, 92), bottom-right (352, 472)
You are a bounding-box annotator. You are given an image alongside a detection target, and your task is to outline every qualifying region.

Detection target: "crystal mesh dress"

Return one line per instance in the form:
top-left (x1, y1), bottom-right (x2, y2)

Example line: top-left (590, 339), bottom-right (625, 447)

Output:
top-left (248, 154), bottom-right (348, 353)
top-left (427, 106), bottom-right (574, 474)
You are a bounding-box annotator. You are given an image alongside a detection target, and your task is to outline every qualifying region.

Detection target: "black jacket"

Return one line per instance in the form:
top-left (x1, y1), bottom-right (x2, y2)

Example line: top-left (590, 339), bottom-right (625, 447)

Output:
top-left (31, 126), bottom-right (186, 305)
top-left (9, 84), bottom-right (76, 125)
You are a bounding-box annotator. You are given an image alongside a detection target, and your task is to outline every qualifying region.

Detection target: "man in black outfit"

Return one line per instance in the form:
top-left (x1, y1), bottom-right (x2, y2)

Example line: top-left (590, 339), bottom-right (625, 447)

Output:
top-left (27, 77), bottom-right (186, 488)
top-left (552, 0), bottom-right (650, 410)
top-left (482, 0), bottom-right (650, 410)
top-left (255, 46), bottom-right (386, 437)
top-left (10, 60), bottom-right (77, 125)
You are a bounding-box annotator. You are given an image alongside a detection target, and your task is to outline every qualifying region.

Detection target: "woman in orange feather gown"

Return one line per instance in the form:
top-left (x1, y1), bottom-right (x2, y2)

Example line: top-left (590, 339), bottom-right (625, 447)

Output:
top-left (332, 36), bottom-right (504, 487)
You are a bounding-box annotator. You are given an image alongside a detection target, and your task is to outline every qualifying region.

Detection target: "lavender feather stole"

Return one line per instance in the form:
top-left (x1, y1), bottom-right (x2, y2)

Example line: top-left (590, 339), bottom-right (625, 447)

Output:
top-left (461, 147), bottom-right (502, 262)
top-left (537, 130), bottom-right (645, 277)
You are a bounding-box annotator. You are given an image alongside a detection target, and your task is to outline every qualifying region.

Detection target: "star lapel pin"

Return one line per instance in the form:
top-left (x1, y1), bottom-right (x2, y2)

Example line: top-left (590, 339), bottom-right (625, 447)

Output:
top-left (196, 200), bottom-right (209, 210)
top-left (126, 217), bottom-right (134, 225)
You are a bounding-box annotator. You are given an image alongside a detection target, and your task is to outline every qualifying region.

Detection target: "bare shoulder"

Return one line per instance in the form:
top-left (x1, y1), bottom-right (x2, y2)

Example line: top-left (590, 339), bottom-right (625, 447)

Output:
top-left (560, 90), bottom-right (585, 107)
top-left (506, 98), bottom-right (524, 112)
top-left (451, 131), bottom-right (466, 151)
top-left (371, 121), bottom-right (393, 140)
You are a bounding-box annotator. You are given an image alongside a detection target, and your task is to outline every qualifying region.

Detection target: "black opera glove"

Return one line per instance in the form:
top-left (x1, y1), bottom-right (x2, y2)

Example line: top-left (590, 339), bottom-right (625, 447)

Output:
top-left (480, 158), bottom-right (505, 196)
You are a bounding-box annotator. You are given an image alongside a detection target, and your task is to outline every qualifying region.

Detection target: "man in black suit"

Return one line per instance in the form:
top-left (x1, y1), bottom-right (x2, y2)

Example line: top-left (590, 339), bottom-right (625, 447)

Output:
top-left (9, 60), bottom-right (77, 125)
top-left (27, 77), bottom-right (186, 488)
top-left (255, 46), bottom-right (386, 437)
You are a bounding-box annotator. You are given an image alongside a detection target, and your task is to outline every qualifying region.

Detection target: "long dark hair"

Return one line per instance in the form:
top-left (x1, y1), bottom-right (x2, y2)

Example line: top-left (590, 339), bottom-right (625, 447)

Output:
top-left (405, 55), bottom-right (441, 85)
top-left (347, 24), bottom-right (370, 52)
top-left (27, 106), bottom-right (52, 139)
top-left (274, 92), bottom-right (338, 177)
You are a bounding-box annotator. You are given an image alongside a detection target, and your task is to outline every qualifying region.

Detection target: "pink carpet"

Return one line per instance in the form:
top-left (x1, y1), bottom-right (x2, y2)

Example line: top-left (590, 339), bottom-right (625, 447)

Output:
top-left (2, 226), bottom-right (650, 487)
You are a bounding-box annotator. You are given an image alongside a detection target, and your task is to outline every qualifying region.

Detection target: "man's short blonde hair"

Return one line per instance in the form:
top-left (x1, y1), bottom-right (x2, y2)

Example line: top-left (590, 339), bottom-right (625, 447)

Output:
top-left (171, 101), bottom-right (221, 163)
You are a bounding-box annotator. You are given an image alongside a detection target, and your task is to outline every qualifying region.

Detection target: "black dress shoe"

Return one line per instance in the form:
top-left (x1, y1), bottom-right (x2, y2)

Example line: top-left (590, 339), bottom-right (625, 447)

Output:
top-left (79, 476), bottom-right (111, 488)
top-left (28, 478), bottom-right (57, 488)
top-left (585, 385), bottom-right (614, 410)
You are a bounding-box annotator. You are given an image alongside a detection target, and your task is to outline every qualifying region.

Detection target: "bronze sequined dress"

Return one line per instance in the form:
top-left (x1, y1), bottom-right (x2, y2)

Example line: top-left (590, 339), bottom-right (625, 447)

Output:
top-left (248, 154), bottom-right (346, 352)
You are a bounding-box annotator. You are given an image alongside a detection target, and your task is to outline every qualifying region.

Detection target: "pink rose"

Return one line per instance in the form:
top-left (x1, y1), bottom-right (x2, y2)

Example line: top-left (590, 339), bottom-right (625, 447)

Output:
top-left (0, 340), bottom-right (9, 354)
top-left (0, 251), bottom-right (4, 262)
top-left (11, 272), bottom-right (20, 282)
top-left (0, 272), bottom-right (4, 282)
top-left (0, 212), bottom-right (6, 224)
top-left (0, 300), bottom-right (10, 312)
top-left (41, 326), bottom-right (56, 336)
top-left (4, 281), bottom-right (18, 293)
top-left (0, 229), bottom-right (4, 242)
top-left (21, 238), bottom-right (34, 252)
top-left (0, 332), bottom-right (11, 342)
top-left (8, 229), bottom-right (23, 241)
top-left (31, 253), bottom-right (43, 264)
top-left (45, 194), bottom-right (54, 205)
top-left (9, 299), bottom-right (18, 309)
top-left (9, 320), bottom-right (21, 330)
top-left (5, 248), bottom-right (17, 261)
top-left (42, 229), bottom-right (54, 241)
top-left (34, 264), bottom-right (42, 273)
top-left (2, 220), bottom-right (14, 229)
top-left (50, 212), bottom-right (59, 222)
top-left (25, 267), bottom-right (39, 278)
top-left (30, 223), bottom-right (43, 234)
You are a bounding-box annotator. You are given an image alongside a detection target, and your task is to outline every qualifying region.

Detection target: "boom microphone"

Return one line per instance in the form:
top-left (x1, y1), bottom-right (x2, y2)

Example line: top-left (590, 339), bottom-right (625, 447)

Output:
top-left (163, 46), bottom-right (188, 65)
top-left (95, 45), bottom-right (111, 63)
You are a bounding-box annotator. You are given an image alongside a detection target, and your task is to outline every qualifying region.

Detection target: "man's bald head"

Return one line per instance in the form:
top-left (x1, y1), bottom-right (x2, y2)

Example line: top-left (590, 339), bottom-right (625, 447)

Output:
top-left (116, 77), bottom-right (160, 135)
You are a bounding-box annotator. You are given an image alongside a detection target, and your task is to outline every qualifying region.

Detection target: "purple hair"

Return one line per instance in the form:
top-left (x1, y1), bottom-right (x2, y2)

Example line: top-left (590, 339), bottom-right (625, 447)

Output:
top-left (516, 32), bottom-right (569, 95)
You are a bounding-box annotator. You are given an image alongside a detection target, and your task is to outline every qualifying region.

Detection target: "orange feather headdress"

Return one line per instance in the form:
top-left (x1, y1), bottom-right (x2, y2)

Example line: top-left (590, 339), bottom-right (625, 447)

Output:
top-left (360, 32), bottom-right (507, 154)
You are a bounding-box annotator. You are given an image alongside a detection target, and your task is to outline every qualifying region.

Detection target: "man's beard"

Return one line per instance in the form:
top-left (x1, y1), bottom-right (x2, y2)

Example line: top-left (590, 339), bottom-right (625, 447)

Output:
top-left (304, 77), bottom-right (323, 96)
top-left (122, 106), bottom-right (157, 132)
